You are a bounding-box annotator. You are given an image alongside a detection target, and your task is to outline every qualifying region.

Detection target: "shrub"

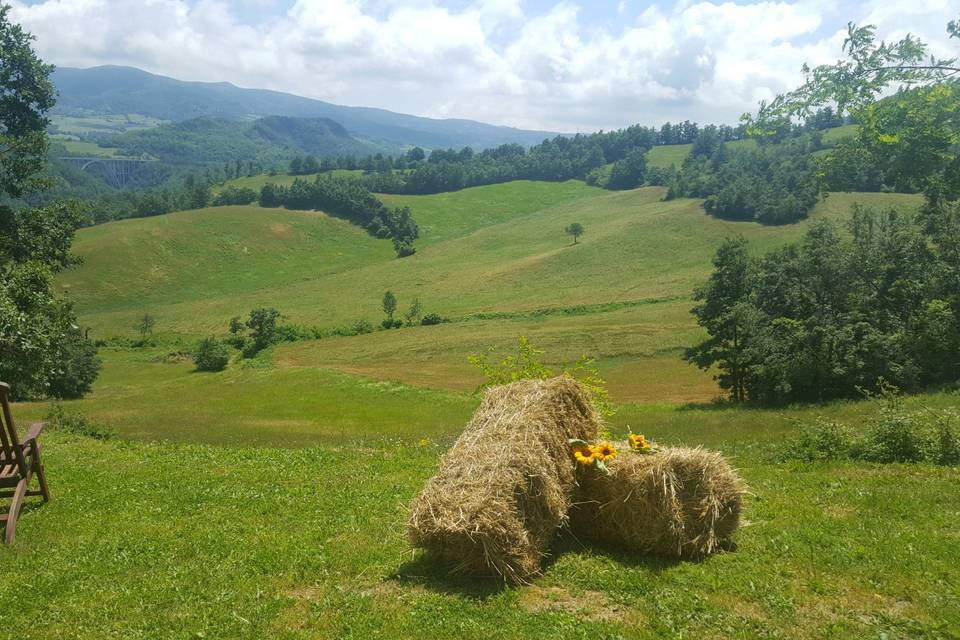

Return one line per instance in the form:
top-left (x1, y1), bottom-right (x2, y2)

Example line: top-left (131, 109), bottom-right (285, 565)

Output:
top-left (45, 404), bottom-right (114, 440)
top-left (212, 186), bottom-right (258, 206)
top-left (226, 334), bottom-right (246, 349)
top-left (421, 313), bottom-right (449, 326)
top-left (778, 420), bottom-right (855, 462)
top-left (393, 239), bottom-right (416, 257)
top-left (857, 411), bottom-right (929, 463)
top-left (194, 337), bottom-right (230, 372)
top-left (381, 318), bottom-right (402, 329)
top-left (468, 336), bottom-right (615, 418)
top-left (47, 331), bottom-right (102, 399)
top-left (352, 319), bottom-right (374, 335)
top-left (778, 400), bottom-right (960, 466)
top-left (932, 415), bottom-right (960, 465)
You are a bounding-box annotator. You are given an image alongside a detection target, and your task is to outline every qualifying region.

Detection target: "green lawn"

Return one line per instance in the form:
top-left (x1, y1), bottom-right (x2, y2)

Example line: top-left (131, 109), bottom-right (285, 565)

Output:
top-left (2, 402), bottom-right (957, 639)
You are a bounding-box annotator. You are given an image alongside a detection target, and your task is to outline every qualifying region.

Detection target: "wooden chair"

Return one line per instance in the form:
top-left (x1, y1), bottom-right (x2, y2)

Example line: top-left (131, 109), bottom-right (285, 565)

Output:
top-left (0, 382), bottom-right (50, 544)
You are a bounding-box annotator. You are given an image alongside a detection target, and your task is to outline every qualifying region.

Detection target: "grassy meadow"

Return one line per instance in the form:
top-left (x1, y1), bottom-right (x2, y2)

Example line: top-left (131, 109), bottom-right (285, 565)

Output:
top-left (5, 176), bottom-right (958, 638)
top-left (49, 113), bottom-right (167, 137)
top-left (55, 181), bottom-right (921, 404)
top-left (52, 139), bottom-right (127, 157)
top-left (214, 169), bottom-right (367, 193)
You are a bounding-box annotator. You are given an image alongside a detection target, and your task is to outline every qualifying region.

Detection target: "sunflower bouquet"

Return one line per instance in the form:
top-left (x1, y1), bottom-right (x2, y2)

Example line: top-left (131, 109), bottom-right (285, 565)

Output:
top-left (569, 439), bottom-right (618, 475)
top-left (628, 432), bottom-right (656, 454)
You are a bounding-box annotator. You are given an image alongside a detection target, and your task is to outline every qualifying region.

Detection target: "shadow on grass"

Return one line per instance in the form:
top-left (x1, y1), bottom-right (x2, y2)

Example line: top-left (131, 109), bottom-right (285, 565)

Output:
top-left (390, 554), bottom-right (509, 600)
top-left (547, 529), bottom-right (691, 572)
top-left (390, 529), bottom-right (726, 599)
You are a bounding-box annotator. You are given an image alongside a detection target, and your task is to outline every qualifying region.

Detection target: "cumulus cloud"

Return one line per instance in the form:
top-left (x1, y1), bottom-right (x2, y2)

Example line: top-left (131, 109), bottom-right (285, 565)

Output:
top-left (8, 0), bottom-right (958, 132)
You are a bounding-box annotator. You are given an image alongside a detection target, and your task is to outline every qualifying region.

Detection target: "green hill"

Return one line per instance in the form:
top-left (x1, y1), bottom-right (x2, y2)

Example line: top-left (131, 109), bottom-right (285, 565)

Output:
top-left (56, 181), bottom-right (921, 406)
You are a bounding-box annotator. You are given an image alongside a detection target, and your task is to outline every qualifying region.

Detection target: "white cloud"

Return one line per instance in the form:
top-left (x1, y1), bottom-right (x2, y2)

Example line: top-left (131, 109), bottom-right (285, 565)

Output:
top-left (8, 0), bottom-right (958, 132)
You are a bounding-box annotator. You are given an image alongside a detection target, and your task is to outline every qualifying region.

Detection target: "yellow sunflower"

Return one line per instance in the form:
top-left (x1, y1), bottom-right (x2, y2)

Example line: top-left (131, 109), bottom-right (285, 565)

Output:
top-left (593, 442), bottom-right (618, 462)
top-left (573, 445), bottom-right (597, 465)
top-left (629, 433), bottom-right (650, 450)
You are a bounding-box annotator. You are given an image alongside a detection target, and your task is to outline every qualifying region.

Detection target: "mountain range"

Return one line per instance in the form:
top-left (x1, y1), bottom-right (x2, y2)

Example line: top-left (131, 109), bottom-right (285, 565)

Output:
top-left (52, 66), bottom-right (555, 152)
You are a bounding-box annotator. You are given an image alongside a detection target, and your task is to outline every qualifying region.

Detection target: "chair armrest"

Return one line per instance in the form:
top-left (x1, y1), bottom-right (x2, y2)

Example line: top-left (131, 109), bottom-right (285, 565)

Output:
top-left (23, 421), bottom-right (44, 443)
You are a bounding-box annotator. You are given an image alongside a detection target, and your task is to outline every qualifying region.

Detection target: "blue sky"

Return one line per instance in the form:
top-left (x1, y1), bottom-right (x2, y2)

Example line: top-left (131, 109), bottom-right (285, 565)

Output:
top-left (10, 0), bottom-right (959, 132)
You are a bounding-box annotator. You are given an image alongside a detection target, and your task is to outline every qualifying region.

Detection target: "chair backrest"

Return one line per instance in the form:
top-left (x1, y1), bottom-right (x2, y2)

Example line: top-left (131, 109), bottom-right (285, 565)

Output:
top-left (0, 382), bottom-right (28, 477)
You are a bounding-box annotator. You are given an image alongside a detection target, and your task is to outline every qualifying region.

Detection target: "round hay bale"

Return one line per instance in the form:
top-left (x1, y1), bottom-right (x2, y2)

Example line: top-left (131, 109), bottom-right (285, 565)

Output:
top-left (572, 445), bottom-right (745, 558)
top-left (408, 376), bottom-right (601, 583)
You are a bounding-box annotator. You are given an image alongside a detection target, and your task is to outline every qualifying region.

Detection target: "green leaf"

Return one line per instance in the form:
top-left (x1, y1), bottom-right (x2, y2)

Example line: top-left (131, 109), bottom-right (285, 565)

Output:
top-left (593, 459), bottom-right (610, 476)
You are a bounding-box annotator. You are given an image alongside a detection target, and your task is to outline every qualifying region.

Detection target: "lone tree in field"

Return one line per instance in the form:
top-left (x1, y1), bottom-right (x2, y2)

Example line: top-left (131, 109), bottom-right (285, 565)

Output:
top-left (245, 307), bottom-right (281, 355)
top-left (135, 314), bottom-right (156, 339)
top-left (565, 223), bottom-right (584, 244)
top-left (382, 290), bottom-right (397, 326)
top-left (404, 297), bottom-right (423, 325)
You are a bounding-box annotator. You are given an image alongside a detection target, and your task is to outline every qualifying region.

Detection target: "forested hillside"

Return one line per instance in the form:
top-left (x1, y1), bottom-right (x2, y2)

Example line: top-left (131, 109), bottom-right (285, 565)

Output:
top-left (107, 115), bottom-right (379, 164)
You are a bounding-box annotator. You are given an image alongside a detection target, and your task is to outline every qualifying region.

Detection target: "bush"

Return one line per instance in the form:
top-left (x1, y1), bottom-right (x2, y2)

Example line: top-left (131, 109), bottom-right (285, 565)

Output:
top-left (194, 337), bottom-right (230, 372)
top-left (932, 416), bottom-right (960, 465)
top-left (47, 331), bottom-right (102, 399)
top-left (421, 313), bottom-right (449, 326)
top-left (857, 411), bottom-right (928, 463)
top-left (393, 239), bottom-right (416, 257)
top-left (468, 336), bottom-right (615, 418)
top-left (225, 334), bottom-right (246, 349)
top-left (45, 404), bottom-right (114, 440)
top-left (778, 420), bottom-right (855, 462)
top-left (212, 186), bottom-right (258, 206)
top-left (778, 401), bottom-right (960, 466)
top-left (352, 319), bottom-right (374, 334)
top-left (381, 318), bottom-right (402, 329)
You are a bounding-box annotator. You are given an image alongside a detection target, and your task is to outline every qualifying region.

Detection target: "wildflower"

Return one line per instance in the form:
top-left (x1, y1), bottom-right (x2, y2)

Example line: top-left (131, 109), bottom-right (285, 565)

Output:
top-left (418, 438), bottom-right (430, 448)
top-left (593, 442), bottom-right (617, 462)
top-left (573, 445), bottom-right (597, 465)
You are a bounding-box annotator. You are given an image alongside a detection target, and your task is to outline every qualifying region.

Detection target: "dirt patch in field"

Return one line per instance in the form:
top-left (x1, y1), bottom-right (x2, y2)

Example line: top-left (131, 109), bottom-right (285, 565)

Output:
top-left (518, 586), bottom-right (640, 624)
top-left (793, 580), bottom-right (924, 633)
top-left (706, 592), bottom-right (769, 625)
top-left (269, 222), bottom-right (291, 236)
top-left (274, 584), bottom-right (332, 634)
top-left (822, 504), bottom-right (856, 519)
top-left (284, 584), bottom-right (325, 601)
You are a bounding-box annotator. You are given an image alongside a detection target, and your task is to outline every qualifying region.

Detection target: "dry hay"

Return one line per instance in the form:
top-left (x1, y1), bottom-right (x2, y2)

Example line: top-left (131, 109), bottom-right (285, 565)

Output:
top-left (408, 376), bottom-right (601, 583)
top-left (572, 445), bottom-right (745, 558)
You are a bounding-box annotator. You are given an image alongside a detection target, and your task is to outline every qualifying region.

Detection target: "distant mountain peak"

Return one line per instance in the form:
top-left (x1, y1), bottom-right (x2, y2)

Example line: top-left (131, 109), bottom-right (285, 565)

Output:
top-left (52, 66), bottom-right (555, 151)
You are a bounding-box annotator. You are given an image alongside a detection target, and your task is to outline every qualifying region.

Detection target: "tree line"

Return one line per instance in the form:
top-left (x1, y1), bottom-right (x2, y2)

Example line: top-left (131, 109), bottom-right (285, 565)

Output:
top-left (662, 133), bottom-right (823, 224)
top-left (260, 175), bottom-right (420, 257)
top-left (689, 19), bottom-right (960, 403)
top-left (688, 207), bottom-right (960, 404)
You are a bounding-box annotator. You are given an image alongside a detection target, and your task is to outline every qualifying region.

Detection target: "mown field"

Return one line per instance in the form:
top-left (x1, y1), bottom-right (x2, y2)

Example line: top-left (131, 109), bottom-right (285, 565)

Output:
top-left (49, 113), bottom-right (166, 137)
top-left (6, 176), bottom-right (957, 638)
top-left (215, 169), bottom-right (367, 193)
top-left (52, 139), bottom-right (127, 157)
top-left (3, 397), bottom-right (958, 639)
